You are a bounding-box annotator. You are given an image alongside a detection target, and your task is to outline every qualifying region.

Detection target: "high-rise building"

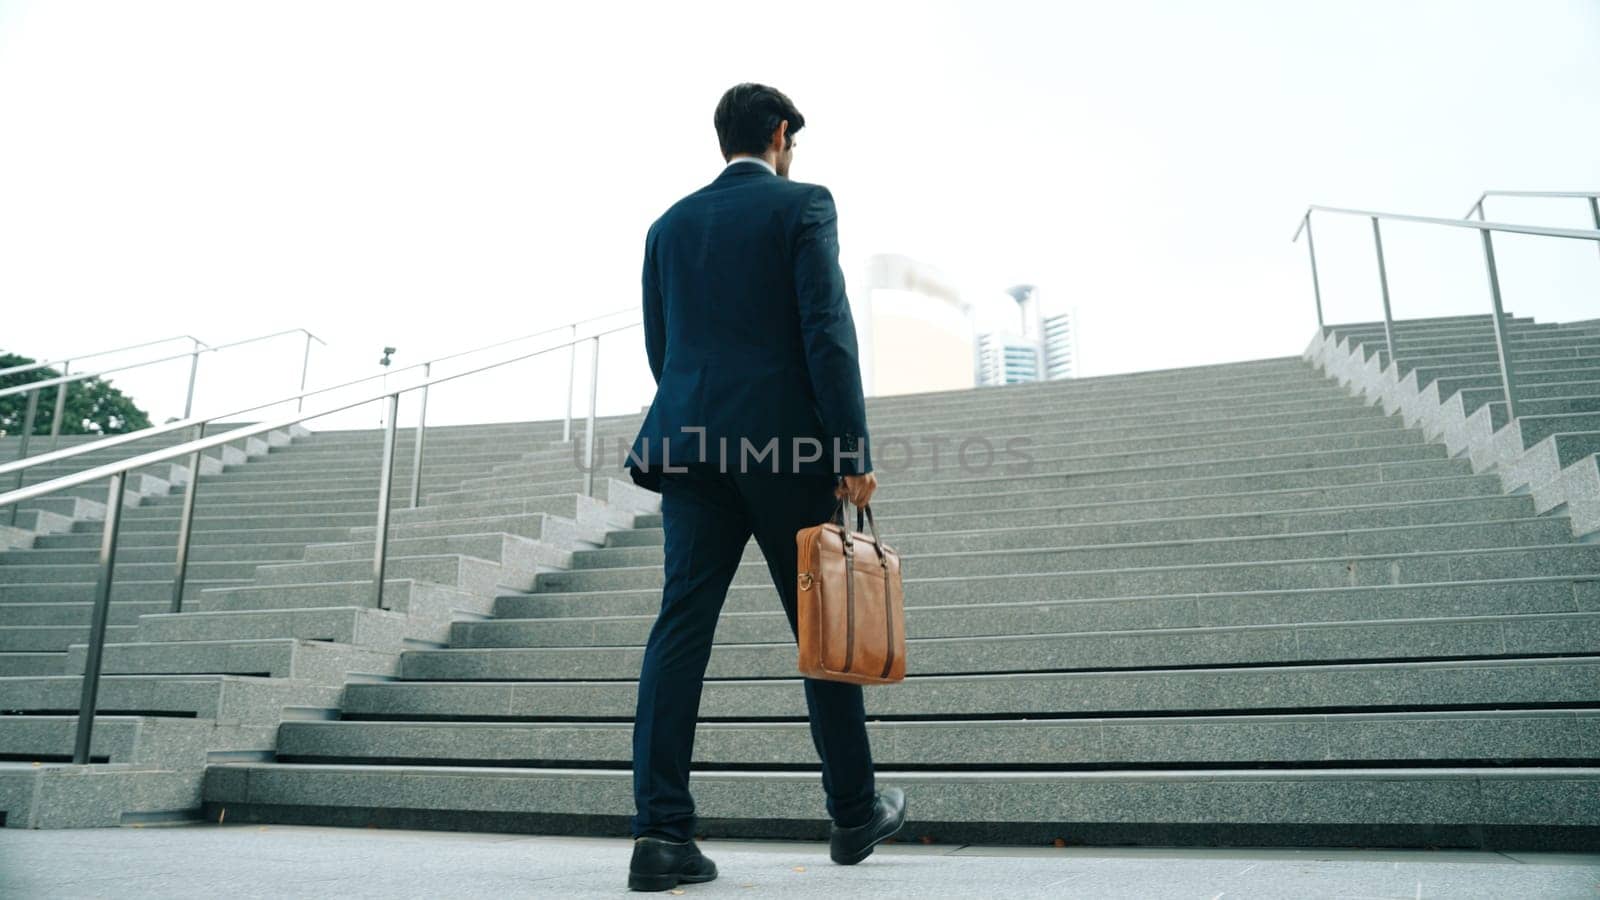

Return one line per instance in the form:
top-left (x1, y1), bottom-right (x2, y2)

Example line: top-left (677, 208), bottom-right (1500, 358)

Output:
top-left (1041, 311), bottom-right (1075, 380)
top-left (975, 333), bottom-right (1042, 385)
top-left (975, 285), bottom-right (1075, 386)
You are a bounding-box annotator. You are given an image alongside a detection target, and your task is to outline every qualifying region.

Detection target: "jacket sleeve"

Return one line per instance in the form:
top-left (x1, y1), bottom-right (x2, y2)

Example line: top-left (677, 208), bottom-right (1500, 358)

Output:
top-left (792, 185), bottom-right (872, 475)
top-left (641, 224), bottom-right (665, 384)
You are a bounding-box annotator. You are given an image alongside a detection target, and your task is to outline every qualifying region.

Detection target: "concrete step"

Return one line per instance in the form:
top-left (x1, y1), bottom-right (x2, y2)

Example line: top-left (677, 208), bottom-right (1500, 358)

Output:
top-left (341, 656), bottom-right (1600, 719)
top-left (0, 542), bottom-right (312, 567)
top-left (34, 525), bottom-right (358, 550)
top-left (409, 611), bottom-right (1600, 680)
top-left (0, 762), bottom-right (204, 828)
top-left (532, 525), bottom-right (1586, 594)
top-left (0, 715), bottom-right (276, 766)
top-left (0, 624), bottom-right (139, 652)
top-left (274, 708), bottom-right (1600, 767)
top-left (0, 559), bottom-right (275, 585)
top-left (441, 444), bottom-right (1459, 513)
top-left (471, 406), bottom-right (1408, 484)
top-left (1489, 429), bottom-right (1600, 498)
top-left (198, 762), bottom-right (1600, 847)
top-left (132, 606), bottom-right (418, 648)
top-left (349, 512), bottom-right (590, 548)
top-left (0, 673), bottom-right (342, 724)
top-left (0, 599), bottom-right (169, 626)
top-left (481, 576), bottom-right (1600, 643)
top-left (0, 652), bottom-right (65, 676)
top-left (193, 578), bottom-right (491, 620)
top-left (457, 423), bottom-right (1426, 500)
top-left (8, 496), bottom-right (106, 522)
top-left (585, 494), bottom-right (1545, 562)
top-left (603, 491), bottom-right (1534, 548)
top-left (61, 637), bottom-right (400, 681)
top-left (0, 578), bottom-right (251, 605)
top-left (110, 511), bottom-right (378, 533)
top-left (621, 472), bottom-right (1505, 527)
top-left (301, 533), bottom-right (567, 575)
top-left (1437, 370), bottom-right (1600, 407)
top-left (250, 554), bottom-right (509, 596)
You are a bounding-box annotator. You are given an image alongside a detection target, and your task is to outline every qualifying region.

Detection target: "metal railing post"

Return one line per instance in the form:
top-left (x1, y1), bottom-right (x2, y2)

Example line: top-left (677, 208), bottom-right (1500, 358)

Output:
top-left (182, 338), bottom-right (202, 419)
top-left (73, 472), bottom-right (126, 764)
top-left (563, 323), bottom-right (578, 442)
top-left (170, 422), bottom-right (206, 613)
top-left (1370, 217), bottom-right (1398, 370)
top-left (48, 361), bottom-right (70, 452)
top-left (1478, 230), bottom-right (1520, 420)
top-left (372, 394), bottom-right (400, 609)
top-left (1302, 214), bottom-right (1326, 330)
top-left (1472, 199), bottom-right (1486, 221)
top-left (582, 336), bottom-right (600, 498)
top-left (297, 332), bottom-right (314, 413)
top-left (409, 363), bottom-right (430, 508)
top-left (1589, 197), bottom-right (1600, 263)
top-left (7, 389), bottom-right (39, 527)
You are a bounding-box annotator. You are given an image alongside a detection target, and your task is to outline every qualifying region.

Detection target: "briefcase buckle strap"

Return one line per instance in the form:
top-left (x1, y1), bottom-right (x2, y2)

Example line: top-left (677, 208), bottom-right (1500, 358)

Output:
top-left (798, 571), bottom-right (814, 591)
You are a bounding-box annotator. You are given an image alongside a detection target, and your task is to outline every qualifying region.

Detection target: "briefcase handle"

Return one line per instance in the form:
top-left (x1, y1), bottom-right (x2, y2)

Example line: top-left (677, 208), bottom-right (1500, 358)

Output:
top-left (831, 497), bottom-right (888, 564)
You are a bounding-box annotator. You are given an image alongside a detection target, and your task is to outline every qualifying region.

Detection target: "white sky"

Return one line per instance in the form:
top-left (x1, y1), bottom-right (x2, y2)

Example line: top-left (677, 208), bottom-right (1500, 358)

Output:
top-left (3, 0), bottom-right (1599, 431)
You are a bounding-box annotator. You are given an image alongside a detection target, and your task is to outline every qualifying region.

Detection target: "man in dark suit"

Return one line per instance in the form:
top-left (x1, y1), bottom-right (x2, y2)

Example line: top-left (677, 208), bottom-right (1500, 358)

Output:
top-left (624, 83), bottom-right (907, 892)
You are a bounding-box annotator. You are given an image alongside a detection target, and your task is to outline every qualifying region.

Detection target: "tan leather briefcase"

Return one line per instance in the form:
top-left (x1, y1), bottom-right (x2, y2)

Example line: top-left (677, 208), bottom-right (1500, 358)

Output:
top-left (795, 500), bottom-right (905, 685)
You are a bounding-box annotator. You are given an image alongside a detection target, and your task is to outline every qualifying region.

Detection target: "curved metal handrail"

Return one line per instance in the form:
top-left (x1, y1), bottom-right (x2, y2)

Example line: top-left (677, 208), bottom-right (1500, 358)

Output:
top-left (0, 307), bottom-right (636, 483)
top-left (1466, 190), bottom-right (1600, 223)
top-left (1292, 205), bottom-right (1600, 243)
top-left (3, 328), bottom-right (326, 498)
top-left (1291, 204), bottom-right (1600, 421)
top-left (0, 334), bottom-right (208, 380)
top-left (0, 319), bottom-right (642, 765)
top-left (0, 327), bottom-right (323, 403)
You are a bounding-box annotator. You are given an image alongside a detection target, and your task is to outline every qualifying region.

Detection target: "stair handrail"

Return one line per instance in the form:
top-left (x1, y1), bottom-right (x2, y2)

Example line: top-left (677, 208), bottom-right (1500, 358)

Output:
top-left (0, 319), bottom-right (641, 765)
top-left (1292, 204), bottom-right (1600, 420)
top-left (1, 328), bottom-right (326, 466)
top-left (0, 307), bottom-right (637, 491)
top-left (1465, 190), bottom-right (1600, 228)
top-left (0, 333), bottom-right (209, 379)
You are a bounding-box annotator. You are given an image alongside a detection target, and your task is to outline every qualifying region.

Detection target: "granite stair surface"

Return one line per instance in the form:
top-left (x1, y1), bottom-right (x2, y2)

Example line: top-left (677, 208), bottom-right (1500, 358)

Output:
top-left (0, 426), bottom-right (290, 551)
top-left (1308, 313), bottom-right (1600, 539)
top-left (161, 354), bottom-right (1600, 850)
top-left (0, 419), bottom-right (658, 827)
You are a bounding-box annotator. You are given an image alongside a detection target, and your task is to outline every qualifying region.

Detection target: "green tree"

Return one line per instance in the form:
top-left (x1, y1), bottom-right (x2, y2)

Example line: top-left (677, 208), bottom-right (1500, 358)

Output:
top-left (0, 353), bottom-right (152, 436)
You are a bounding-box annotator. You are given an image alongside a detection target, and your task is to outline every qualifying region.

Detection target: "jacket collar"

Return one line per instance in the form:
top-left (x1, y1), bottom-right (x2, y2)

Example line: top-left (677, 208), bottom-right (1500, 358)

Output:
top-left (714, 158), bottom-right (777, 182)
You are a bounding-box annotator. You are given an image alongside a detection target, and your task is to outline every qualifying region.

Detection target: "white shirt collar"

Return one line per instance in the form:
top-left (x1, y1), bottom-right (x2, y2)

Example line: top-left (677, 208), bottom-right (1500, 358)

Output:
top-left (724, 155), bottom-right (775, 175)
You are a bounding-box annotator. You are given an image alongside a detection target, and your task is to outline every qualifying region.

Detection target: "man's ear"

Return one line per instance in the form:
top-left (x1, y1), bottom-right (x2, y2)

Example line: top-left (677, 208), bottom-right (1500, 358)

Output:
top-left (771, 119), bottom-right (789, 153)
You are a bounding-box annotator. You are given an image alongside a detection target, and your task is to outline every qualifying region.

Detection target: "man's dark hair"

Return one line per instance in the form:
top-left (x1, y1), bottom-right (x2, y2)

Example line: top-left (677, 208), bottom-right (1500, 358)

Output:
top-left (714, 83), bottom-right (805, 159)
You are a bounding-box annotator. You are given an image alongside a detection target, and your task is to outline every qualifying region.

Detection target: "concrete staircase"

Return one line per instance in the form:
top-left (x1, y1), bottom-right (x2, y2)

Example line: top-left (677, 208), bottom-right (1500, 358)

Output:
top-left (0, 419), bottom-right (660, 827)
top-left (0, 424), bottom-right (312, 675)
top-left (1308, 313), bottom-right (1600, 540)
top-left (157, 354), bottom-right (1599, 850)
top-left (0, 426), bottom-right (289, 550)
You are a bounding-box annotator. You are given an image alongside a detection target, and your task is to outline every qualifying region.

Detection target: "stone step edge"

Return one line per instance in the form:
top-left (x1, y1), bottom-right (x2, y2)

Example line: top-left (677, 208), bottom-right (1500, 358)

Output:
top-left (537, 519), bottom-right (1584, 579)
top-left (362, 653), bottom-right (1600, 688)
top-left (489, 573), bottom-right (1600, 620)
top-left (590, 491), bottom-right (1539, 547)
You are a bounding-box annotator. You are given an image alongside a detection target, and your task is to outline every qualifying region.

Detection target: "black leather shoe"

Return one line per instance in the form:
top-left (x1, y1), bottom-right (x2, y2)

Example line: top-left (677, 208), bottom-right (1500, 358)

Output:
top-left (829, 787), bottom-right (907, 865)
top-left (628, 835), bottom-right (718, 892)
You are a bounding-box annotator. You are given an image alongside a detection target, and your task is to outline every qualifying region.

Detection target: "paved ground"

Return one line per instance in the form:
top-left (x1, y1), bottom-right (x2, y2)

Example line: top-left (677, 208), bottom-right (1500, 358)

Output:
top-left (1, 823), bottom-right (1597, 898)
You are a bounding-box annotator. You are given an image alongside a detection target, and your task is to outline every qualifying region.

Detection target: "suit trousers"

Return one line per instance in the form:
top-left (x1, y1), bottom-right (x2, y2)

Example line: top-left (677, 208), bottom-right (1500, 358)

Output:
top-left (630, 466), bottom-right (879, 841)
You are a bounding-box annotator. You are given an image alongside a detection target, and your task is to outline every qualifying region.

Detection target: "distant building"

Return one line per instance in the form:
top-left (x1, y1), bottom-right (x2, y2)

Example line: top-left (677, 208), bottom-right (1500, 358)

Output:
top-left (975, 285), bottom-right (1076, 386)
top-left (976, 332), bottom-right (1042, 385)
top-left (852, 254), bottom-right (975, 397)
top-left (1041, 311), bottom-right (1075, 380)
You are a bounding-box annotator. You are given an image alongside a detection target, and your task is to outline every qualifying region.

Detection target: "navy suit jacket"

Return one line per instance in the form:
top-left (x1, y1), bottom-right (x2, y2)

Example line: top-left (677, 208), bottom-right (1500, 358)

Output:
top-left (625, 160), bottom-right (872, 492)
